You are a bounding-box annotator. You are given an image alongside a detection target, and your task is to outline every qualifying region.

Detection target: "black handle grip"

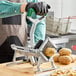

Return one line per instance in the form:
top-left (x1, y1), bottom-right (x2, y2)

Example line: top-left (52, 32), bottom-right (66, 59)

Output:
top-left (34, 40), bottom-right (43, 49)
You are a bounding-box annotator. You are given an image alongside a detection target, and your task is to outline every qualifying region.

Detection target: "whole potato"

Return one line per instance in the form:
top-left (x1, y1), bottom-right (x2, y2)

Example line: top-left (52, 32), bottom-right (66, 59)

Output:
top-left (53, 54), bottom-right (60, 62)
top-left (70, 55), bottom-right (76, 63)
top-left (59, 48), bottom-right (72, 56)
top-left (59, 56), bottom-right (72, 65)
top-left (44, 48), bottom-right (56, 57)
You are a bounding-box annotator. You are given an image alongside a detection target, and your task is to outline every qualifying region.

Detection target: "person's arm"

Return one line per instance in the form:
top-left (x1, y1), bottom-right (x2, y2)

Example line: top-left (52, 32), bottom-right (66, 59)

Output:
top-left (0, 1), bottom-right (26, 18)
top-left (0, 1), bottom-right (50, 18)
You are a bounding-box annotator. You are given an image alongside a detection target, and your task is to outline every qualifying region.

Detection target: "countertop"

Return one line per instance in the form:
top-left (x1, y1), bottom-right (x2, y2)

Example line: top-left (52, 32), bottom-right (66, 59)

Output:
top-left (0, 55), bottom-right (76, 76)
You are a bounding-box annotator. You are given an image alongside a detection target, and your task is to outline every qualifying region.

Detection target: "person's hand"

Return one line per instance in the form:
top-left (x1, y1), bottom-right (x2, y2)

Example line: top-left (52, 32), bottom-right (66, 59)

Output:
top-left (25, 2), bottom-right (51, 16)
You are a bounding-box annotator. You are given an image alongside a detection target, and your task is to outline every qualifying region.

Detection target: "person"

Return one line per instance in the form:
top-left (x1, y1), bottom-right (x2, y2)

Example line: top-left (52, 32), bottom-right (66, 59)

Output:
top-left (0, 1), bottom-right (50, 63)
top-left (1, 0), bottom-right (28, 62)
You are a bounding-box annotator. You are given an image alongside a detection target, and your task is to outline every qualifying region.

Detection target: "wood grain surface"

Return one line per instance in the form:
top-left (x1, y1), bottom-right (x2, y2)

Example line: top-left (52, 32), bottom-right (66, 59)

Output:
top-left (0, 55), bottom-right (76, 76)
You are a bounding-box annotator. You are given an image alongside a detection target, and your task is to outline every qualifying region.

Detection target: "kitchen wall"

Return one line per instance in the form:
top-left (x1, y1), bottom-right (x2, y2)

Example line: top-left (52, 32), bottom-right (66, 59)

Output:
top-left (44, 0), bottom-right (76, 17)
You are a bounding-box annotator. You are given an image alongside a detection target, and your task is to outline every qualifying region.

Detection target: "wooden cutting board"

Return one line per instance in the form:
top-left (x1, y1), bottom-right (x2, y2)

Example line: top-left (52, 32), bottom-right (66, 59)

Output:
top-left (0, 61), bottom-right (76, 76)
top-left (0, 55), bottom-right (76, 76)
top-left (0, 66), bottom-right (34, 76)
top-left (0, 62), bottom-right (34, 76)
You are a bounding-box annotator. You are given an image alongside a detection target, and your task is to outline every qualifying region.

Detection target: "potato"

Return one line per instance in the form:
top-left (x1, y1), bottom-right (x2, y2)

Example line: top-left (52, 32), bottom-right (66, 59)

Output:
top-left (59, 56), bottom-right (72, 65)
top-left (59, 48), bottom-right (72, 56)
top-left (53, 54), bottom-right (60, 62)
top-left (70, 55), bottom-right (76, 63)
top-left (44, 48), bottom-right (56, 57)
